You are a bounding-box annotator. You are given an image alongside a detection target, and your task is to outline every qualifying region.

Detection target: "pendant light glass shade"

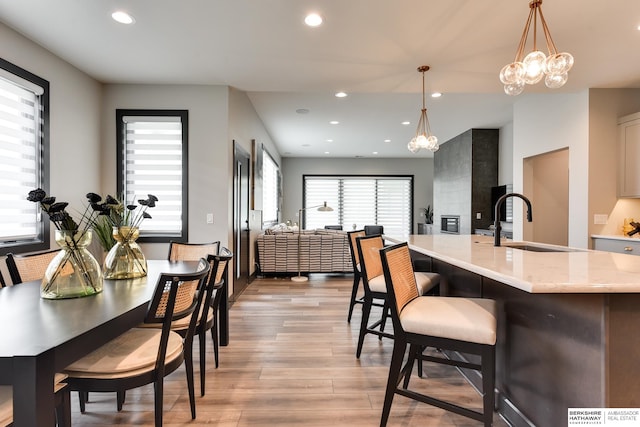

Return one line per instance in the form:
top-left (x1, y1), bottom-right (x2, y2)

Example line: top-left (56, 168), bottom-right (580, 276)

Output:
top-left (500, 0), bottom-right (574, 95)
top-left (408, 66), bottom-right (438, 153)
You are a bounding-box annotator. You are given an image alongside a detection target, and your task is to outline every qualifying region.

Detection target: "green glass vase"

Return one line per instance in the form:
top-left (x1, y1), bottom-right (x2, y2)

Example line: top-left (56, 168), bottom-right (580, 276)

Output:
top-left (42, 230), bottom-right (103, 299)
top-left (103, 226), bottom-right (148, 280)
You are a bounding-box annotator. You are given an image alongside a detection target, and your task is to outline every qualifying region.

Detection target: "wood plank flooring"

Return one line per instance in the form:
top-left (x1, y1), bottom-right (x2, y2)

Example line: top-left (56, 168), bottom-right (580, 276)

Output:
top-left (70, 274), bottom-right (509, 426)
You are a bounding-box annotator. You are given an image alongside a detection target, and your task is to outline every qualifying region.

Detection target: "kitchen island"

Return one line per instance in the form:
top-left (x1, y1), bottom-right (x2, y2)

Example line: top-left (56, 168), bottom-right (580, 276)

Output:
top-left (385, 234), bottom-right (640, 427)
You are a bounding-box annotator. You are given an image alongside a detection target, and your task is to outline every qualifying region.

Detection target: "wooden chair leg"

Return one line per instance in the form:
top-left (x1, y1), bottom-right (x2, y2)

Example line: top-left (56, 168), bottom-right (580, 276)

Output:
top-left (154, 380), bottom-right (163, 427)
top-left (184, 340), bottom-right (197, 419)
top-left (379, 300), bottom-right (389, 339)
top-left (199, 328), bottom-right (207, 397)
top-left (78, 391), bottom-right (86, 413)
top-left (402, 344), bottom-right (419, 389)
top-left (212, 314), bottom-right (219, 368)
top-left (482, 345), bottom-right (496, 427)
top-left (356, 295), bottom-right (372, 358)
top-left (116, 390), bottom-right (126, 411)
top-left (347, 272), bottom-right (361, 323)
top-left (380, 338), bottom-right (407, 427)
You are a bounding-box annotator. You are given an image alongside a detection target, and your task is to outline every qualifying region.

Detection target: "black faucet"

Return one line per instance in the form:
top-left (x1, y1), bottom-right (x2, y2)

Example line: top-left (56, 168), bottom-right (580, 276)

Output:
top-left (494, 193), bottom-right (533, 247)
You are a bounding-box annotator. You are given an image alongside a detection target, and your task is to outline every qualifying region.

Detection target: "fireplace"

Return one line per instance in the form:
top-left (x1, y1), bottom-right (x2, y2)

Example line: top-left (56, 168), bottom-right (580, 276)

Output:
top-left (441, 215), bottom-right (460, 234)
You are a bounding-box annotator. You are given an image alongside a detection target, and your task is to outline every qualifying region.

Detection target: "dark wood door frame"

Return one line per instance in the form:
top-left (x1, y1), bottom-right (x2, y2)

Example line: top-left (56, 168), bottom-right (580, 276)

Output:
top-left (233, 141), bottom-right (251, 300)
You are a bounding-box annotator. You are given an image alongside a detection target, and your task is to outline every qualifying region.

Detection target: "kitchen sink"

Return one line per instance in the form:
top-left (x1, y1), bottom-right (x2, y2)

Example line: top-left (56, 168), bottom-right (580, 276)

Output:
top-left (501, 242), bottom-right (583, 252)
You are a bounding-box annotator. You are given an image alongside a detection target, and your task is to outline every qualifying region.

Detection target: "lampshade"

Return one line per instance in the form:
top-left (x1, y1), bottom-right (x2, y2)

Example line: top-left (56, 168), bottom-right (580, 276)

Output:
top-left (408, 66), bottom-right (438, 153)
top-left (499, 0), bottom-right (574, 96)
top-left (316, 201), bottom-right (333, 212)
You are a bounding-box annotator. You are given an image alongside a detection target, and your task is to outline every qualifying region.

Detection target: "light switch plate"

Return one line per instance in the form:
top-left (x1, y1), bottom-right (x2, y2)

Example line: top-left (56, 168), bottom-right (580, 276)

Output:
top-left (206, 213), bottom-right (214, 224)
top-left (594, 214), bottom-right (608, 225)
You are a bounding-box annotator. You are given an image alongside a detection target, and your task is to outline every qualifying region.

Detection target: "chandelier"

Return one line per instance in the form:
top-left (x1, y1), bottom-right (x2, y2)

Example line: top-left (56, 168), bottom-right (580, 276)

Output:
top-left (499, 0), bottom-right (574, 96)
top-left (408, 65), bottom-right (438, 153)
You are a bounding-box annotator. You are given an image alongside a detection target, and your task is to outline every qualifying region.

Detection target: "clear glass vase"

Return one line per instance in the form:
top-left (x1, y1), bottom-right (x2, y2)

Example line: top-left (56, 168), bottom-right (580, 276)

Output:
top-left (42, 230), bottom-right (103, 299)
top-left (103, 226), bottom-right (147, 279)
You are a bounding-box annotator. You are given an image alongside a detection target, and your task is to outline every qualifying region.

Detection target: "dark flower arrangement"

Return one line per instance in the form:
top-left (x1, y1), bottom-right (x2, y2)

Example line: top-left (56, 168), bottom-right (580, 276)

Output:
top-left (27, 188), bottom-right (101, 235)
top-left (88, 193), bottom-right (158, 251)
top-left (27, 188), bottom-right (103, 292)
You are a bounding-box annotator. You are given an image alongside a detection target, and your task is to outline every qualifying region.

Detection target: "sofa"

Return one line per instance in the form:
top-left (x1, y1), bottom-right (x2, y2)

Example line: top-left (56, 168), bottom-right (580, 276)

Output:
top-left (256, 228), bottom-right (353, 275)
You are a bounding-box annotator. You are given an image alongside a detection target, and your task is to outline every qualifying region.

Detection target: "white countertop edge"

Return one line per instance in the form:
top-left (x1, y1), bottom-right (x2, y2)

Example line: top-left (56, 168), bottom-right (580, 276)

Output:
top-left (385, 235), bottom-right (640, 294)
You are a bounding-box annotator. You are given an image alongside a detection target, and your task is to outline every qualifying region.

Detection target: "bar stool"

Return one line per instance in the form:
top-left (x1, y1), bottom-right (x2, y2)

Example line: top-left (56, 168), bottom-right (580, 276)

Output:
top-left (346, 229), bottom-right (366, 322)
top-left (355, 235), bottom-right (440, 358)
top-left (379, 242), bottom-right (497, 427)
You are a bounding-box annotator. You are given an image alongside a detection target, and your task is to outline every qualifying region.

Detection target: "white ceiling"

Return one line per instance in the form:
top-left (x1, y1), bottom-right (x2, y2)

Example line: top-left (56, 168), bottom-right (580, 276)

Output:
top-left (0, 0), bottom-right (638, 158)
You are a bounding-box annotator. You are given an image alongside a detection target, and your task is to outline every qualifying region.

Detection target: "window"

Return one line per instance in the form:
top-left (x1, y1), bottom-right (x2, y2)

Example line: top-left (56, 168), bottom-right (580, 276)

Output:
top-left (116, 110), bottom-right (188, 243)
top-left (304, 175), bottom-right (413, 237)
top-left (0, 58), bottom-right (49, 255)
top-left (262, 149), bottom-right (280, 225)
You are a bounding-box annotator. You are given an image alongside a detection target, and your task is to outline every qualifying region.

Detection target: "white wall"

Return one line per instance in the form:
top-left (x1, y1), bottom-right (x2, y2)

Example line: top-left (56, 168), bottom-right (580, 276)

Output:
top-left (0, 23), bottom-right (102, 218)
top-left (101, 85), bottom-right (230, 261)
top-left (281, 157), bottom-right (434, 231)
top-left (228, 87), bottom-right (280, 275)
top-left (513, 88), bottom-right (640, 248)
top-left (0, 23), bottom-right (102, 280)
top-left (513, 92), bottom-right (590, 247)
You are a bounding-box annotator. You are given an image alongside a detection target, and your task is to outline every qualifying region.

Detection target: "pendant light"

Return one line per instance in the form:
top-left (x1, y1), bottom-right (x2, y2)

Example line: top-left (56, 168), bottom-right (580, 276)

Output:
top-left (408, 65), bottom-right (438, 153)
top-left (499, 0), bottom-right (574, 96)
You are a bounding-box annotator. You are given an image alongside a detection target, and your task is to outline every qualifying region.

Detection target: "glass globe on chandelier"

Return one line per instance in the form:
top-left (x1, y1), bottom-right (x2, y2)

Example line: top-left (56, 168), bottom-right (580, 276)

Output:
top-left (499, 0), bottom-right (574, 96)
top-left (408, 65), bottom-right (438, 153)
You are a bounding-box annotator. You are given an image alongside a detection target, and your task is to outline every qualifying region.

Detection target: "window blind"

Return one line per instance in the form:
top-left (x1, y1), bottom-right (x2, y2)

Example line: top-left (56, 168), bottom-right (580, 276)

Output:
top-left (0, 75), bottom-right (42, 244)
top-left (122, 116), bottom-right (183, 235)
top-left (262, 151), bottom-right (279, 224)
top-left (304, 176), bottom-right (412, 236)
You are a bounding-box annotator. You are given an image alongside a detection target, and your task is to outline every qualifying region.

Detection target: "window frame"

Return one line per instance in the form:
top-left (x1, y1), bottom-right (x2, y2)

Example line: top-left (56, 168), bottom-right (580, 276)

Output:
top-left (0, 58), bottom-right (50, 256)
top-left (302, 174), bottom-right (414, 235)
top-left (261, 148), bottom-right (280, 227)
top-left (116, 109), bottom-right (189, 243)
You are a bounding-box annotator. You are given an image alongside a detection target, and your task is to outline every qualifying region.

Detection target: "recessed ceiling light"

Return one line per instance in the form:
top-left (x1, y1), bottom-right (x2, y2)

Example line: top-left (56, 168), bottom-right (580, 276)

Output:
top-left (304, 13), bottom-right (323, 27)
top-left (335, 92), bottom-right (347, 98)
top-left (384, 139), bottom-right (391, 143)
top-left (431, 92), bottom-right (442, 98)
top-left (329, 120), bottom-right (339, 125)
top-left (402, 121), bottom-right (410, 125)
top-left (112, 11), bottom-right (135, 24)
top-left (324, 151), bottom-right (330, 154)
top-left (296, 108), bottom-right (310, 114)
top-left (373, 151), bottom-right (378, 155)
top-left (326, 139), bottom-right (333, 142)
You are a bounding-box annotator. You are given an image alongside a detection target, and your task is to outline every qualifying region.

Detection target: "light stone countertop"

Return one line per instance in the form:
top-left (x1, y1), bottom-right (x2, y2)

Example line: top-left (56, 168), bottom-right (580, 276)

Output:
top-left (385, 234), bottom-right (640, 294)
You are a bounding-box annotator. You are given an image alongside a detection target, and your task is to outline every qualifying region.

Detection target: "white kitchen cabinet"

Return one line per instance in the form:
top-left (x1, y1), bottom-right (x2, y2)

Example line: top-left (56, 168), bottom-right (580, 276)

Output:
top-left (592, 235), bottom-right (640, 256)
top-left (618, 112), bottom-right (640, 197)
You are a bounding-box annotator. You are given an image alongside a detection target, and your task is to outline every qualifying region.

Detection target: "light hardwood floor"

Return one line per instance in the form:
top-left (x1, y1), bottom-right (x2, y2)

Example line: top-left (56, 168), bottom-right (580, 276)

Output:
top-left (70, 274), bottom-right (509, 426)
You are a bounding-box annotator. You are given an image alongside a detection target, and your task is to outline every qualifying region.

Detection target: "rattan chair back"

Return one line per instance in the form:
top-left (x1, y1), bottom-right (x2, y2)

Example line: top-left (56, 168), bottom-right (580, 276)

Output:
top-left (168, 241), bottom-right (220, 262)
top-left (379, 243), bottom-right (419, 314)
top-left (6, 249), bottom-right (61, 284)
top-left (356, 234), bottom-right (384, 282)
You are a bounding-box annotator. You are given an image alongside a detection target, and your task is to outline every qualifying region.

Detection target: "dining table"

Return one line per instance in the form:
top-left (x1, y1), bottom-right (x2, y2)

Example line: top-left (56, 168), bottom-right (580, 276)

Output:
top-left (0, 259), bottom-right (227, 426)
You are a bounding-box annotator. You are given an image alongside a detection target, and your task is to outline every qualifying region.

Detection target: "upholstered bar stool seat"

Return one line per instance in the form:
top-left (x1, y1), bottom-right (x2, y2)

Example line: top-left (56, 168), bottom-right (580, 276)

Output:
top-left (400, 297), bottom-right (496, 345)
